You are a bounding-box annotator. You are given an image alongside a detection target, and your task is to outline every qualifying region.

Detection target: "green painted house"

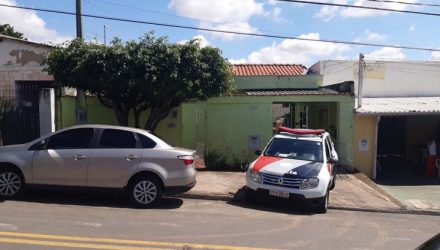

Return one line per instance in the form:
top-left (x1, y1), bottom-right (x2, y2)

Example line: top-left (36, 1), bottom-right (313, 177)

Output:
top-left (59, 64), bottom-right (355, 168)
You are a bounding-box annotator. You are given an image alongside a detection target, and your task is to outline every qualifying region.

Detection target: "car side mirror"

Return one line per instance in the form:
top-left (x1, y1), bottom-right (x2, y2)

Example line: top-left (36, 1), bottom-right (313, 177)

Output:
top-left (255, 150), bottom-right (262, 156)
top-left (328, 157), bottom-right (338, 164)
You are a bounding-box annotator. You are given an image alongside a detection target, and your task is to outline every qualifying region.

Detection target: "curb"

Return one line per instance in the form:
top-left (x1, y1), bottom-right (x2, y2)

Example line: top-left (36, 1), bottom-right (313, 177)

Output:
top-left (330, 205), bottom-right (440, 216)
top-left (169, 192), bottom-right (234, 202)
top-left (171, 192), bottom-right (440, 216)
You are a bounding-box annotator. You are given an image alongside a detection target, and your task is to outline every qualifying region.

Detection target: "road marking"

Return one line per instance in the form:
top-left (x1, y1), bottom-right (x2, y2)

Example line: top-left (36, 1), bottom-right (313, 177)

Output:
top-left (0, 237), bottom-right (159, 250)
top-left (388, 237), bottom-right (411, 241)
top-left (74, 222), bottom-right (103, 228)
top-left (368, 222), bottom-right (389, 248)
top-left (0, 231), bottom-right (272, 250)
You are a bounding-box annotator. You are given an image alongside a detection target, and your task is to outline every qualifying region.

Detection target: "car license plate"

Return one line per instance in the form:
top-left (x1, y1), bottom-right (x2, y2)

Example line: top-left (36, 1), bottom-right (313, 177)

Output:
top-left (269, 190), bottom-right (289, 198)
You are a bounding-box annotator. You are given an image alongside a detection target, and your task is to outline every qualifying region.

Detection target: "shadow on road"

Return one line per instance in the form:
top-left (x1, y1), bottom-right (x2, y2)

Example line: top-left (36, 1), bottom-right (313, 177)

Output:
top-left (228, 186), bottom-right (314, 216)
top-left (9, 188), bottom-right (184, 210)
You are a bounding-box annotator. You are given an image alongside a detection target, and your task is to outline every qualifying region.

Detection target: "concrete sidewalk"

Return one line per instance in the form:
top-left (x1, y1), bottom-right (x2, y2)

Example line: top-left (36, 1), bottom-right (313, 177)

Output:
top-left (378, 181), bottom-right (440, 211)
top-left (170, 170), bottom-right (437, 214)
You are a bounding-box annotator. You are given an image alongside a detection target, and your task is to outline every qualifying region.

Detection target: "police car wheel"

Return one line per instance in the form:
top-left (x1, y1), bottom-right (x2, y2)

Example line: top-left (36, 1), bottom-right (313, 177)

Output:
top-left (245, 187), bottom-right (256, 203)
top-left (314, 190), bottom-right (329, 214)
top-left (329, 176), bottom-right (336, 190)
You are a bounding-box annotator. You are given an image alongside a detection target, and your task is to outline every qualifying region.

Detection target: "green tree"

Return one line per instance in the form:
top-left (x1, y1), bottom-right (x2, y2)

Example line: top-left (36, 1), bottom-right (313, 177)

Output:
top-left (0, 24), bottom-right (25, 39)
top-left (43, 33), bottom-right (233, 130)
top-left (132, 34), bottom-right (233, 130)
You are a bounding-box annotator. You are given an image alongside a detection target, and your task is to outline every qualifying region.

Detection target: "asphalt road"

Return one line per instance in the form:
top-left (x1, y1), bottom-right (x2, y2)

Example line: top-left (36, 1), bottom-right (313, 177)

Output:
top-left (0, 189), bottom-right (439, 250)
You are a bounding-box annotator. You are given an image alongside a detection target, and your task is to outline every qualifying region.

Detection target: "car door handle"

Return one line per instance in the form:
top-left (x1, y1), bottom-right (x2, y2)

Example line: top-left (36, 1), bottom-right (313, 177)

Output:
top-left (74, 155), bottom-right (87, 161)
top-left (126, 155), bottom-right (139, 161)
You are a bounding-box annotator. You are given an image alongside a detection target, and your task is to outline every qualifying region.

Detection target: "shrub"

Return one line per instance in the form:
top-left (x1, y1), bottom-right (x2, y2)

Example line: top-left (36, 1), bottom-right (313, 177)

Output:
top-left (204, 150), bottom-right (247, 171)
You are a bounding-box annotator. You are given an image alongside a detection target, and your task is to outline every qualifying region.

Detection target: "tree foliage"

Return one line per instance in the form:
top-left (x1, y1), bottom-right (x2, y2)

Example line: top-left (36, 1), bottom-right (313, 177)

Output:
top-left (0, 24), bottom-right (25, 39)
top-left (43, 33), bottom-right (233, 130)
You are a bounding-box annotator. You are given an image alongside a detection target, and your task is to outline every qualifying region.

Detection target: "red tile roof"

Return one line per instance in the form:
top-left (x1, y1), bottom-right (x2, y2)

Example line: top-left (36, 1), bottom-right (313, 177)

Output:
top-left (233, 64), bottom-right (306, 76)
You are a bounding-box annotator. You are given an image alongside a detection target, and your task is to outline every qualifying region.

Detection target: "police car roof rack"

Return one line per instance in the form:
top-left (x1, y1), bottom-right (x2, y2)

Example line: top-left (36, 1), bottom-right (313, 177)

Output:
top-left (277, 126), bottom-right (325, 137)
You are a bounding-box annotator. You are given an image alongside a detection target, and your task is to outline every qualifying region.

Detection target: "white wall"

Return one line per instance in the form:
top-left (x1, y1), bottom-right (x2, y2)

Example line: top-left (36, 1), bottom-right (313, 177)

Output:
top-left (0, 36), bottom-right (53, 91)
top-left (317, 60), bottom-right (440, 98)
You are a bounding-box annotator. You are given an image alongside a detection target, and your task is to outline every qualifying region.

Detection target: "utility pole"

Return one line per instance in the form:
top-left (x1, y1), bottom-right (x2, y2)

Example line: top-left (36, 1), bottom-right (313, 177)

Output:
top-left (75, 0), bottom-right (87, 124)
top-left (357, 53), bottom-right (365, 109)
top-left (76, 0), bottom-right (82, 38)
top-left (103, 25), bottom-right (112, 45)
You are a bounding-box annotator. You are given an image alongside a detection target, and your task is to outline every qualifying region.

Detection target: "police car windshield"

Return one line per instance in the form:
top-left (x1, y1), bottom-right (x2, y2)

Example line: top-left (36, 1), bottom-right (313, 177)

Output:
top-left (264, 137), bottom-right (323, 162)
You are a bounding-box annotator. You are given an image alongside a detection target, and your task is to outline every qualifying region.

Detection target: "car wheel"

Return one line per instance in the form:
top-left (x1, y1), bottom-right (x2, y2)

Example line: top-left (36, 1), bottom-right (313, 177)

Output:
top-left (0, 168), bottom-right (24, 199)
top-left (128, 176), bottom-right (163, 208)
top-left (314, 189), bottom-right (329, 214)
top-left (245, 187), bottom-right (256, 203)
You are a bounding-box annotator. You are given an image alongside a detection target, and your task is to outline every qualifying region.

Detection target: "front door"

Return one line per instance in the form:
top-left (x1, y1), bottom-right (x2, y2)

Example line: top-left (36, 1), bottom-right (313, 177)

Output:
top-left (32, 128), bottom-right (95, 186)
top-left (87, 129), bottom-right (142, 188)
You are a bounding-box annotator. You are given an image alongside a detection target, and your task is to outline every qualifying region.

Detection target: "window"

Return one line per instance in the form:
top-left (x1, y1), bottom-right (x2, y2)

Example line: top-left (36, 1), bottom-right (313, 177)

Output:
top-left (325, 139), bottom-right (331, 160)
top-left (325, 137), bottom-right (334, 161)
top-left (47, 128), bottom-right (94, 149)
top-left (98, 129), bottom-right (137, 149)
top-left (137, 133), bottom-right (157, 149)
top-left (265, 138), bottom-right (323, 162)
top-left (151, 132), bottom-right (174, 147)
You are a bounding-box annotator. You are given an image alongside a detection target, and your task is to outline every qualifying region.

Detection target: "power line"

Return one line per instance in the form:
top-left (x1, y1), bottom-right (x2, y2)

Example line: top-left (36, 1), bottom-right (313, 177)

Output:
top-left (1, 3), bottom-right (440, 52)
top-left (90, 0), bottom-right (297, 38)
top-left (367, 0), bottom-right (440, 8)
top-left (92, 0), bottom-right (211, 23)
top-left (275, 0), bottom-right (440, 17)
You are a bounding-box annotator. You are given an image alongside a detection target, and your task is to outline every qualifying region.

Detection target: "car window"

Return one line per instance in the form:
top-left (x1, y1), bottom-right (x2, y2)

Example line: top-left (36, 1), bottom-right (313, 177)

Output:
top-left (325, 138), bottom-right (331, 160)
top-left (98, 129), bottom-right (137, 149)
top-left (265, 137), bottom-right (323, 162)
top-left (47, 128), bottom-right (94, 149)
top-left (136, 133), bottom-right (157, 149)
top-left (151, 132), bottom-right (174, 147)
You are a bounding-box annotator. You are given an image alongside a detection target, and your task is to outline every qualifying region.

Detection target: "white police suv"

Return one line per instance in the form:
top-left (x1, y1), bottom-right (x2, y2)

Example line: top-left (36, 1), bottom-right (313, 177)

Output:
top-left (245, 127), bottom-right (338, 213)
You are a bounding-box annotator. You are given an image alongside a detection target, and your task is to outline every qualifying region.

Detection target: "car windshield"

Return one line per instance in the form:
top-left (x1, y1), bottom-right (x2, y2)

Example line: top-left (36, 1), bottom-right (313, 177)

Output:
top-left (264, 137), bottom-right (323, 162)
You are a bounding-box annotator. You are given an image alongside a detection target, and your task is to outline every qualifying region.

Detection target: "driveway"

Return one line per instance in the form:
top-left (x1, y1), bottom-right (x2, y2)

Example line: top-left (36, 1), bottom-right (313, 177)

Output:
top-left (176, 170), bottom-right (403, 211)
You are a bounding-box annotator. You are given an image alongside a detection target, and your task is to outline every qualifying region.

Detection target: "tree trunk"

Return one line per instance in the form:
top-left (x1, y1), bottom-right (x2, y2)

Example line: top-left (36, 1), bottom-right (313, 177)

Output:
top-left (133, 108), bottom-right (141, 128)
top-left (114, 107), bottom-right (129, 126)
top-left (143, 107), bottom-right (173, 132)
top-left (143, 109), bottom-right (160, 131)
top-left (133, 102), bottom-right (149, 129)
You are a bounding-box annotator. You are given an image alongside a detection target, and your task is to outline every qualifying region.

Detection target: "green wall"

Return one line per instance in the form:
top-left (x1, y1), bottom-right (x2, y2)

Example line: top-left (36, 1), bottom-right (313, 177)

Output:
top-left (60, 96), bottom-right (76, 128)
top-left (60, 96), bottom-right (183, 146)
top-left (60, 93), bottom-right (354, 168)
top-left (181, 102), bottom-right (206, 151)
top-left (205, 102), bottom-right (273, 164)
top-left (180, 95), bottom-right (354, 167)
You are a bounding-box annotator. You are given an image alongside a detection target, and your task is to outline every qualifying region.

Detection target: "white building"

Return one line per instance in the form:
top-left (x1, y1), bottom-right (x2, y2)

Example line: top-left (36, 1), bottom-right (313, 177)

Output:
top-left (309, 60), bottom-right (440, 179)
top-left (0, 34), bottom-right (55, 144)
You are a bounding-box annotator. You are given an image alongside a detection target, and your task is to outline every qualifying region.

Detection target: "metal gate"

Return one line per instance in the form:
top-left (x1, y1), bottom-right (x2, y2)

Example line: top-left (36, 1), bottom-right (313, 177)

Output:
top-left (0, 81), bottom-right (52, 145)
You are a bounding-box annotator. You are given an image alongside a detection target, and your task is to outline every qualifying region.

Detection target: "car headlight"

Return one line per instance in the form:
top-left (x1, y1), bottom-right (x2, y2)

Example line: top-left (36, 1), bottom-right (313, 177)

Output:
top-left (300, 178), bottom-right (319, 189)
top-left (249, 170), bottom-right (262, 183)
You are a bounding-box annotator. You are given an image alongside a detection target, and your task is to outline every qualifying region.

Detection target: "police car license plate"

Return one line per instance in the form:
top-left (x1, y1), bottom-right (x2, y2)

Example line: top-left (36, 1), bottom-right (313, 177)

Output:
top-left (269, 190), bottom-right (289, 198)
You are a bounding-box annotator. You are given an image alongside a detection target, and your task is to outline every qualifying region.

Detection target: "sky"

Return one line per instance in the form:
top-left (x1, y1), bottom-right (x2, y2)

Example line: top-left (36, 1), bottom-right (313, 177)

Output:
top-left (1, 0), bottom-right (440, 67)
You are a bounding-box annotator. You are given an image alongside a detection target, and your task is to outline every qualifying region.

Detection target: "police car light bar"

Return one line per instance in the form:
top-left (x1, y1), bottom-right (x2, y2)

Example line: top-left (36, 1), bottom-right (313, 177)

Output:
top-left (277, 126), bottom-right (325, 135)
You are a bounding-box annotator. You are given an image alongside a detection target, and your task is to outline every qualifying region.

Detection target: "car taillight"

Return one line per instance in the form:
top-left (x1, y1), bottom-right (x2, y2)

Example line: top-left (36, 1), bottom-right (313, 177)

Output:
top-left (178, 155), bottom-right (195, 166)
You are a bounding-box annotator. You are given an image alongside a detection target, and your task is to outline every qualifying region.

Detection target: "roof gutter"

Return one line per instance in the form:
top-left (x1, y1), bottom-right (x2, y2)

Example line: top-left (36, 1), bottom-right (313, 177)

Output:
top-left (355, 111), bottom-right (440, 116)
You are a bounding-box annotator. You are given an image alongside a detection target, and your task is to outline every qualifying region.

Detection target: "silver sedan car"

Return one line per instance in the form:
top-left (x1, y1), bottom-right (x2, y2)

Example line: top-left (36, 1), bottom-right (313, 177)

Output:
top-left (0, 125), bottom-right (197, 208)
